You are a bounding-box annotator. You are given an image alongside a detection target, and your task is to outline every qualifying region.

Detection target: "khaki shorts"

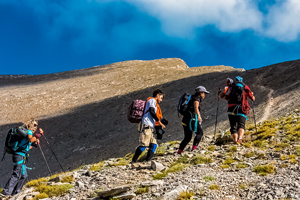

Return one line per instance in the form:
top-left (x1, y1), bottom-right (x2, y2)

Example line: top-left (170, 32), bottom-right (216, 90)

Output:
top-left (138, 123), bottom-right (157, 146)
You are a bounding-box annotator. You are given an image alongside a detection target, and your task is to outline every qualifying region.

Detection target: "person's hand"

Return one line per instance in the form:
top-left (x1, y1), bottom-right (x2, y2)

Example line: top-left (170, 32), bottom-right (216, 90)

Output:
top-left (198, 116), bottom-right (203, 123)
top-left (159, 121), bottom-right (166, 129)
top-left (36, 139), bottom-right (40, 145)
top-left (218, 88), bottom-right (222, 94)
top-left (39, 128), bottom-right (44, 135)
top-left (252, 96), bottom-right (255, 101)
top-left (35, 133), bottom-right (41, 139)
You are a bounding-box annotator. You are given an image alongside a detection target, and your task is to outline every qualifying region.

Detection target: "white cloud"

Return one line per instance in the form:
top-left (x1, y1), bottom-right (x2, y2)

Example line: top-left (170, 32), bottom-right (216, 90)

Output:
top-left (126, 0), bottom-right (263, 38)
top-left (265, 0), bottom-right (300, 42)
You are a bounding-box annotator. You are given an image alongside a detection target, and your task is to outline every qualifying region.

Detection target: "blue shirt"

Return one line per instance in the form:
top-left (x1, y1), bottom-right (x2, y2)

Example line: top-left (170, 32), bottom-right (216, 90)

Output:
top-left (15, 129), bottom-right (33, 157)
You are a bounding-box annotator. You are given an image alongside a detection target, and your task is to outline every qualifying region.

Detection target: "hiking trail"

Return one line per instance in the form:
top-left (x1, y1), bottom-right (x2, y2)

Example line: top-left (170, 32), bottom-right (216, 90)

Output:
top-left (257, 86), bottom-right (274, 123)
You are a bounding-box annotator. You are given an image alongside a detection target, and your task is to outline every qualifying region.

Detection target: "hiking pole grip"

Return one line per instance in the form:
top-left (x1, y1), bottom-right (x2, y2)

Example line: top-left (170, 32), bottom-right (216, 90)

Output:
top-left (38, 144), bottom-right (52, 176)
top-left (42, 134), bottom-right (66, 172)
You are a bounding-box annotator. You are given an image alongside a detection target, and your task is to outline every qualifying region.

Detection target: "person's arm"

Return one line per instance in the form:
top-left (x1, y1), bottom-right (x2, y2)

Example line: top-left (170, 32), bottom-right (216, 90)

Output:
top-left (245, 85), bottom-right (255, 101)
top-left (28, 134), bottom-right (36, 143)
top-left (149, 107), bottom-right (165, 128)
top-left (194, 101), bottom-right (202, 123)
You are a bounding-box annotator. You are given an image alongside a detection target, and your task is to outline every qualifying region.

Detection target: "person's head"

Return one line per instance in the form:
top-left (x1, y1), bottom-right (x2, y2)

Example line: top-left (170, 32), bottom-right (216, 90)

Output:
top-left (195, 86), bottom-right (209, 99)
top-left (153, 89), bottom-right (164, 103)
top-left (226, 78), bottom-right (233, 86)
top-left (23, 119), bottom-right (38, 133)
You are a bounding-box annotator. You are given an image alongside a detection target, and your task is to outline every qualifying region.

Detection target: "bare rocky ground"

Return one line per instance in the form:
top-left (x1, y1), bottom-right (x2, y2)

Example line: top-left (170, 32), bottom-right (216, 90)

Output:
top-left (0, 58), bottom-right (300, 187)
top-left (4, 108), bottom-right (300, 200)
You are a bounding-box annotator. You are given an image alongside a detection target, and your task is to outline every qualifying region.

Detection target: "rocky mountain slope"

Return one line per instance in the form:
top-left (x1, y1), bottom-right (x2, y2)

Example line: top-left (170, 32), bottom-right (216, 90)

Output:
top-left (0, 58), bottom-right (300, 186)
top-left (4, 108), bottom-right (300, 200)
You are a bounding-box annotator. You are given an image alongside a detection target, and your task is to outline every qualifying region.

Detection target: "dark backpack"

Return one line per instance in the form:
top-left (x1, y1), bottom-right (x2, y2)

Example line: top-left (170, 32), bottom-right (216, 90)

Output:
top-left (127, 99), bottom-right (147, 123)
top-left (228, 81), bottom-right (245, 105)
top-left (2, 126), bottom-right (28, 160)
top-left (178, 93), bottom-right (192, 116)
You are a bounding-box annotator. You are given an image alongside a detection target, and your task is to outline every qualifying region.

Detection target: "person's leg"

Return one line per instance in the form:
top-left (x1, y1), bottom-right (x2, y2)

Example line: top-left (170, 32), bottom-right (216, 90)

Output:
top-left (132, 127), bottom-right (151, 162)
top-left (132, 146), bottom-right (147, 162)
top-left (178, 125), bottom-right (193, 154)
top-left (237, 116), bottom-right (246, 144)
top-left (146, 128), bottom-right (157, 161)
top-left (192, 124), bottom-right (204, 150)
top-left (12, 162), bottom-right (28, 195)
top-left (228, 115), bottom-right (238, 142)
top-left (3, 155), bottom-right (24, 195)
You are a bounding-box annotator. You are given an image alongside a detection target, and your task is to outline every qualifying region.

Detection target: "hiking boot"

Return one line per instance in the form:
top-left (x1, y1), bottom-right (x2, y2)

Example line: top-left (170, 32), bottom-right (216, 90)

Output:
top-left (177, 149), bottom-right (183, 155)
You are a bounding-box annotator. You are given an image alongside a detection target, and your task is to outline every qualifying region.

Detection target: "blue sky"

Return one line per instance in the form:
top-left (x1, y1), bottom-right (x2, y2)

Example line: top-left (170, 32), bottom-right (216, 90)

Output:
top-left (0, 0), bottom-right (300, 75)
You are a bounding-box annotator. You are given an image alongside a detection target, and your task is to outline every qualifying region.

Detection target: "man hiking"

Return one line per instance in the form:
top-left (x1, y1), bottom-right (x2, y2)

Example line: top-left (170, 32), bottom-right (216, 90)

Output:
top-left (220, 76), bottom-right (255, 144)
top-left (1, 119), bottom-right (42, 197)
top-left (132, 89), bottom-right (165, 162)
top-left (177, 86), bottom-right (209, 154)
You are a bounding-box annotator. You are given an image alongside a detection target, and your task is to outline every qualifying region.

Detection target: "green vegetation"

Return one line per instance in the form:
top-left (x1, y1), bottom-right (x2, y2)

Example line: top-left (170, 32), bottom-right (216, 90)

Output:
top-left (242, 142), bottom-right (252, 148)
top-left (223, 157), bottom-right (236, 165)
top-left (279, 163), bottom-right (289, 168)
top-left (26, 177), bottom-right (49, 187)
top-left (35, 184), bottom-right (74, 197)
top-left (209, 184), bottom-right (220, 190)
top-left (207, 145), bottom-right (216, 151)
top-left (243, 152), bottom-right (255, 158)
top-left (156, 145), bottom-right (167, 156)
top-left (33, 193), bottom-right (49, 200)
top-left (253, 140), bottom-right (268, 149)
top-left (296, 147), bottom-right (300, 156)
top-left (226, 152), bottom-right (233, 157)
top-left (190, 155), bottom-right (212, 165)
top-left (275, 143), bottom-right (290, 151)
top-left (203, 176), bottom-right (215, 182)
top-left (280, 154), bottom-right (287, 160)
top-left (220, 165), bottom-right (230, 169)
top-left (228, 146), bottom-right (237, 152)
top-left (0, 188), bottom-right (3, 193)
top-left (135, 186), bottom-right (149, 195)
top-left (253, 164), bottom-right (275, 176)
top-left (177, 190), bottom-right (195, 200)
top-left (90, 161), bottom-right (104, 171)
top-left (61, 175), bottom-right (74, 183)
top-left (239, 183), bottom-right (247, 190)
top-left (236, 163), bottom-right (247, 169)
top-left (256, 153), bottom-right (266, 160)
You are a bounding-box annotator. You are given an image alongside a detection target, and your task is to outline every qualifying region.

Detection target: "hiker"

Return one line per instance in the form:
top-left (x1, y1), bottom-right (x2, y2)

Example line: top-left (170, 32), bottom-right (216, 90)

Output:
top-left (132, 89), bottom-right (165, 162)
top-left (220, 76), bottom-right (255, 144)
top-left (1, 119), bottom-right (42, 197)
top-left (177, 86), bottom-right (209, 154)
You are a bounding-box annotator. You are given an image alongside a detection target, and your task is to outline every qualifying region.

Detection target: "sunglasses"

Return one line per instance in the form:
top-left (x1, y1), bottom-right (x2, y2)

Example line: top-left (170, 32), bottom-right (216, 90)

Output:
top-left (33, 124), bottom-right (38, 127)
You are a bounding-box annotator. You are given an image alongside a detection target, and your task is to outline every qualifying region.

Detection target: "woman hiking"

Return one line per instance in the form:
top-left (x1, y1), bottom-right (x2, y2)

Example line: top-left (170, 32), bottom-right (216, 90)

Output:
top-left (177, 86), bottom-right (209, 154)
top-left (1, 119), bottom-right (42, 197)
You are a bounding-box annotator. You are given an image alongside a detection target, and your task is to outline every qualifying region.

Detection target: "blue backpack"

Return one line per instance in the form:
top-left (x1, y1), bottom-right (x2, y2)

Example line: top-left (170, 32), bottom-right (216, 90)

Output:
top-left (2, 126), bottom-right (28, 160)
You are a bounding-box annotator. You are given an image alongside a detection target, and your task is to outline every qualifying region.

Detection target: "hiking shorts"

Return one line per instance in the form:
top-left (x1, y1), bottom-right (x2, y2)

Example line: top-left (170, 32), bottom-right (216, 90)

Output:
top-left (138, 125), bottom-right (157, 146)
top-left (228, 114), bottom-right (246, 134)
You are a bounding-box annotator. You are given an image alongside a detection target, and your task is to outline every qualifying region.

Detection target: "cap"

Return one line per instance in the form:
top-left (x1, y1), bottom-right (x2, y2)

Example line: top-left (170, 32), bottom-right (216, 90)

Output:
top-left (196, 86), bottom-right (210, 94)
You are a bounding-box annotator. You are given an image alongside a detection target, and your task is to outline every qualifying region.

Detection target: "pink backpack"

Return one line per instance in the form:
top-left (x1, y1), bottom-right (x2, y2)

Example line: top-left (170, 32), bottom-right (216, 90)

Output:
top-left (127, 99), bottom-right (146, 123)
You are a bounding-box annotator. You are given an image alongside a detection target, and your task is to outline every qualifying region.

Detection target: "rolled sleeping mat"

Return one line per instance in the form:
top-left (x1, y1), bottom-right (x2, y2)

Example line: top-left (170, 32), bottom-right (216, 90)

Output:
top-left (15, 126), bottom-right (28, 137)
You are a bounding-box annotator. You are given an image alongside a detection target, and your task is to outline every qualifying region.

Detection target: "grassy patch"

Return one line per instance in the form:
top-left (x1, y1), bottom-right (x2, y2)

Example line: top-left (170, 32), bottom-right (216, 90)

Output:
top-left (253, 164), bottom-right (275, 176)
top-left (280, 154), bottom-right (287, 160)
top-left (207, 145), bottom-right (216, 151)
top-left (253, 140), bottom-right (268, 149)
top-left (26, 177), bottom-right (49, 187)
top-left (296, 147), bottom-right (300, 156)
top-left (61, 175), bottom-right (74, 183)
top-left (236, 163), bottom-right (247, 169)
top-left (228, 146), bottom-right (237, 152)
top-left (90, 161), bottom-right (104, 171)
top-left (220, 165), bottom-right (230, 169)
top-left (242, 142), bottom-right (252, 148)
top-left (177, 190), bottom-right (195, 200)
top-left (33, 193), bottom-right (49, 200)
top-left (203, 176), bottom-right (215, 182)
top-left (209, 184), bottom-right (220, 190)
top-left (153, 171), bottom-right (168, 180)
top-left (135, 186), bottom-right (149, 195)
top-left (239, 183), bottom-right (247, 190)
top-left (243, 152), bottom-right (255, 158)
top-left (279, 163), bottom-right (289, 168)
top-left (35, 184), bottom-right (74, 197)
top-left (190, 155), bottom-right (212, 165)
top-left (223, 157), bottom-right (236, 165)
top-left (275, 143), bottom-right (290, 151)
top-left (156, 145), bottom-right (167, 156)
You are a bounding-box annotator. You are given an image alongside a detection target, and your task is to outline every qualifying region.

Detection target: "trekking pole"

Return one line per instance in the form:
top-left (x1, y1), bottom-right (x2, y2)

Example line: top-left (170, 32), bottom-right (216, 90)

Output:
top-left (40, 129), bottom-right (65, 172)
top-left (38, 144), bottom-right (52, 176)
top-left (214, 87), bottom-right (221, 141)
top-left (252, 101), bottom-right (258, 137)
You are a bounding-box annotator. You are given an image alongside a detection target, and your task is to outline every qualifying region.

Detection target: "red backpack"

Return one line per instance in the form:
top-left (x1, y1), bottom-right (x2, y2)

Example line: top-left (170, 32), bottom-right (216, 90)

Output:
top-left (127, 99), bottom-right (147, 123)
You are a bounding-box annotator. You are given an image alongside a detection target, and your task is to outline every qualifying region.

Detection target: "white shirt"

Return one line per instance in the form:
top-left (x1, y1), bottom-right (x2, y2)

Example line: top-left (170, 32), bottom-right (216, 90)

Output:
top-left (142, 98), bottom-right (157, 128)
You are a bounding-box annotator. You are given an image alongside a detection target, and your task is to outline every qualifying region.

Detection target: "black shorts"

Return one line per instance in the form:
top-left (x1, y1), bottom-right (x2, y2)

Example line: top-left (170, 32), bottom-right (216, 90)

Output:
top-left (228, 114), bottom-right (246, 134)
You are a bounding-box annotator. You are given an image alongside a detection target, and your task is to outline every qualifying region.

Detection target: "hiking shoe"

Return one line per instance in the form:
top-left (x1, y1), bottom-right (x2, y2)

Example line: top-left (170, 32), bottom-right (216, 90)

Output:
top-left (177, 149), bottom-right (183, 155)
top-left (191, 145), bottom-right (197, 151)
top-left (237, 139), bottom-right (243, 144)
